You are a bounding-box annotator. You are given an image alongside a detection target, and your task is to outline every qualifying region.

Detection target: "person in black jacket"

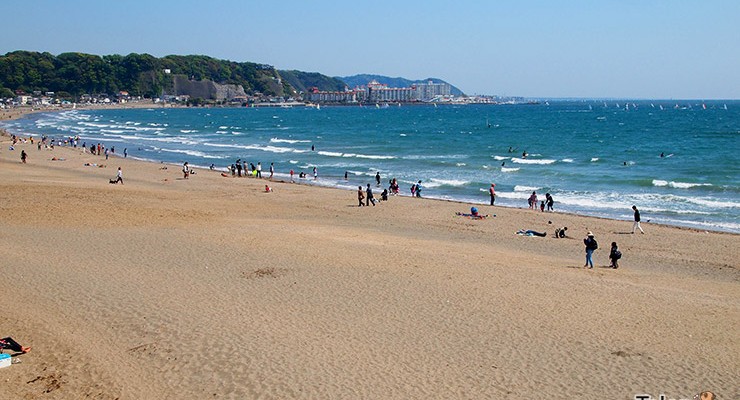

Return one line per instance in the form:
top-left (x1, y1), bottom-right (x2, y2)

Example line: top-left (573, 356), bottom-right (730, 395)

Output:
top-left (583, 231), bottom-right (598, 269)
top-left (632, 205), bottom-right (645, 234)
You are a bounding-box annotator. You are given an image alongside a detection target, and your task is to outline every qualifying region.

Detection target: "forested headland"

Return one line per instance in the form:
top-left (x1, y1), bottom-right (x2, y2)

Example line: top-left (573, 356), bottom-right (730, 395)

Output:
top-left (0, 51), bottom-right (346, 100)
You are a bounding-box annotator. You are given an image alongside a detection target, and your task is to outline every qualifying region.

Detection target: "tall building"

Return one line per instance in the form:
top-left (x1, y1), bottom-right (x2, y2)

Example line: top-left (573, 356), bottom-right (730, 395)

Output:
top-left (414, 80), bottom-right (451, 101)
top-left (363, 80), bottom-right (417, 102)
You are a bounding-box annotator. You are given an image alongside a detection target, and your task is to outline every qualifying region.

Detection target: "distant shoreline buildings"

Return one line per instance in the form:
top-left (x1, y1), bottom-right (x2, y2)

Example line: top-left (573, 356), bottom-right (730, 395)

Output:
top-left (305, 80), bottom-right (452, 104)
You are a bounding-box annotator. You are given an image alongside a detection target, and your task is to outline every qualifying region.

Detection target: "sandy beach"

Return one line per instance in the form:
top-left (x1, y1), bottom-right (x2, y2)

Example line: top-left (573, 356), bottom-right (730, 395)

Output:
top-left (0, 110), bottom-right (738, 399)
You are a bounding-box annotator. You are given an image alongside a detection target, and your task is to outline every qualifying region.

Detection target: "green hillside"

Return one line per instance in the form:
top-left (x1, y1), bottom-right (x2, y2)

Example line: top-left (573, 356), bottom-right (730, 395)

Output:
top-left (0, 51), bottom-right (339, 100)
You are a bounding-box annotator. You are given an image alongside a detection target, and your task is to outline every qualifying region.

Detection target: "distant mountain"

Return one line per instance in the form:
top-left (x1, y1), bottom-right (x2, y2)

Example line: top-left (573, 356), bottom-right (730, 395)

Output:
top-left (337, 74), bottom-right (464, 96)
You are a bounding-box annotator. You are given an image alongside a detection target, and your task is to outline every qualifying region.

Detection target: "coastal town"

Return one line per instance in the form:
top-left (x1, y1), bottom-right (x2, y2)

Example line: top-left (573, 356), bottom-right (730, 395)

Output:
top-left (1, 76), bottom-right (527, 111)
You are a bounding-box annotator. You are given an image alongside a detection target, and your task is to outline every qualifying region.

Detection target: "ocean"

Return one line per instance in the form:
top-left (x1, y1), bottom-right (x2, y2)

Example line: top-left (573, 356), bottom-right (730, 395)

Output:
top-left (3, 101), bottom-right (739, 233)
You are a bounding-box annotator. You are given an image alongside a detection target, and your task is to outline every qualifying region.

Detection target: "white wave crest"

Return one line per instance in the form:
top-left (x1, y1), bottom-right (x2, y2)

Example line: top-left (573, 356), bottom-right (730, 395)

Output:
top-left (424, 178), bottom-right (469, 188)
top-left (158, 148), bottom-right (225, 159)
top-left (493, 155), bottom-right (509, 160)
top-left (317, 151), bottom-right (343, 157)
top-left (511, 158), bottom-right (556, 165)
top-left (590, 158), bottom-right (599, 162)
top-left (354, 154), bottom-right (396, 160)
top-left (270, 138), bottom-right (311, 144)
top-left (652, 180), bottom-right (712, 189)
top-left (501, 167), bottom-right (520, 172)
top-left (514, 185), bottom-right (541, 192)
top-left (561, 158), bottom-right (574, 163)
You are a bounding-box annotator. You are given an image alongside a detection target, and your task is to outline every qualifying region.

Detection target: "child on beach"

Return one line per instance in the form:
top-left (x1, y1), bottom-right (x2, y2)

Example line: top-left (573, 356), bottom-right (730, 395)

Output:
top-left (357, 186), bottom-right (365, 207)
top-left (540, 201), bottom-right (545, 212)
top-left (609, 242), bottom-right (621, 269)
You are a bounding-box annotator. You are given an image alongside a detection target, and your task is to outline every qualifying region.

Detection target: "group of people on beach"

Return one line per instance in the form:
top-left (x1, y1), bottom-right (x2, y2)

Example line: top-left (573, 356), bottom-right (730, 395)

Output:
top-left (227, 160), bottom-right (274, 179)
top-left (527, 191), bottom-right (555, 212)
top-left (581, 206), bottom-right (643, 269)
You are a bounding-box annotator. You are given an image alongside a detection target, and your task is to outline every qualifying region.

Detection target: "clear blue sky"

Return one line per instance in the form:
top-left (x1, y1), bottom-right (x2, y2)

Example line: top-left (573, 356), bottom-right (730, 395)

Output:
top-left (3, 0), bottom-right (739, 99)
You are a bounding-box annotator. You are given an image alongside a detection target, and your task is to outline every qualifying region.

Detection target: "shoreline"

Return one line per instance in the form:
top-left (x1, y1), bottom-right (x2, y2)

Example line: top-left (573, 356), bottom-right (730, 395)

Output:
top-left (2, 103), bottom-right (737, 235)
top-left (0, 117), bottom-right (738, 398)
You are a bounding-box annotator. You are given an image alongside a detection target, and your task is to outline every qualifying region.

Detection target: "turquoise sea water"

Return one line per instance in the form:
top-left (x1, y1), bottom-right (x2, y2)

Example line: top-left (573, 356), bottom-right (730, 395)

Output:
top-left (3, 101), bottom-right (739, 233)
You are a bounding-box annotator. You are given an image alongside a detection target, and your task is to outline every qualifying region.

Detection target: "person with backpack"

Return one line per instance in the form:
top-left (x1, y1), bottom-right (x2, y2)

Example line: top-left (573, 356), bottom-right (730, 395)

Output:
top-left (609, 242), bottom-right (622, 269)
top-left (583, 231), bottom-right (598, 269)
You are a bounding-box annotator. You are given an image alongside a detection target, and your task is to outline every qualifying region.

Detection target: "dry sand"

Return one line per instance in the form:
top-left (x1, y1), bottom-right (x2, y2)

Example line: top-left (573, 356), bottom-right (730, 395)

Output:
top-left (0, 112), bottom-right (738, 399)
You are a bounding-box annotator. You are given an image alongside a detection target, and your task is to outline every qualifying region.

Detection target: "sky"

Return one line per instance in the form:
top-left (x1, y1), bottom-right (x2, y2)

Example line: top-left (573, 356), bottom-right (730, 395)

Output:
top-left (3, 0), bottom-right (739, 99)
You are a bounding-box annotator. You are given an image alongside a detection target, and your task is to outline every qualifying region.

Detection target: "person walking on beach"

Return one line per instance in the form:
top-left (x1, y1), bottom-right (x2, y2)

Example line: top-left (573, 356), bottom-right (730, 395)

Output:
top-left (545, 193), bottom-right (554, 211)
top-left (528, 191), bottom-right (538, 210)
top-left (112, 167), bottom-right (123, 184)
top-left (583, 231), bottom-right (598, 269)
top-left (269, 162), bottom-right (274, 179)
top-left (182, 162), bottom-right (190, 179)
top-left (123, 148), bottom-right (127, 158)
top-left (357, 186), bottom-right (365, 207)
top-left (415, 180), bottom-right (422, 198)
top-left (313, 167), bottom-right (318, 180)
top-left (20, 150), bottom-right (27, 163)
top-left (632, 205), bottom-right (644, 234)
top-left (366, 184), bottom-right (375, 206)
top-left (609, 242), bottom-right (621, 269)
top-left (489, 183), bottom-right (496, 205)
top-left (290, 169), bottom-right (294, 182)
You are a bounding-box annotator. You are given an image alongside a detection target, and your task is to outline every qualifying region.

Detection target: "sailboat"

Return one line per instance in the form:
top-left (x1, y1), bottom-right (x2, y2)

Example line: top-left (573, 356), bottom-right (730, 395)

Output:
top-left (723, 104), bottom-right (728, 110)
top-left (316, 104), bottom-right (321, 110)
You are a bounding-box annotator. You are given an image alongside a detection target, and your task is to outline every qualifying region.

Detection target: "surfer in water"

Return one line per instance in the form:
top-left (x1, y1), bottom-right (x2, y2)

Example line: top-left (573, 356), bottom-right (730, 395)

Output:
top-left (522, 150), bottom-right (528, 159)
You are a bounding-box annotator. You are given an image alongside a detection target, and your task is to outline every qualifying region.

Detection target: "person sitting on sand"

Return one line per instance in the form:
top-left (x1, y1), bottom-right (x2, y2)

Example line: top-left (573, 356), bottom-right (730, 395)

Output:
top-left (264, 185), bottom-right (273, 192)
top-left (0, 337), bottom-right (30, 354)
top-left (456, 207), bottom-right (490, 219)
top-left (554, 227), bottom-right (568, 238)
